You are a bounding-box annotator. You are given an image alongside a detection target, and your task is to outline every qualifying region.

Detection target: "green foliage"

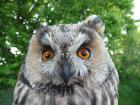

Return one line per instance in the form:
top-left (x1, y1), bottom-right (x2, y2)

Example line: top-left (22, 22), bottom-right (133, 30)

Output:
top-left (0, 88), bottom-right (13, 105)
top-left (119, 76), bottom-right (140, 105)
top-left (0, 0), bottom-right (140, 104)
top-left (0, 0), bottom-right (138, 86)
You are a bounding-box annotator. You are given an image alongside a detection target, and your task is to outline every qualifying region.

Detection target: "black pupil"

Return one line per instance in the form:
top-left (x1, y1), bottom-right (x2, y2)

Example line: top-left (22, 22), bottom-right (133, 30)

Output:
top-left (46, 51), bottom-right (51, 58)
top-left (81, 50), bottom-right (87, 56)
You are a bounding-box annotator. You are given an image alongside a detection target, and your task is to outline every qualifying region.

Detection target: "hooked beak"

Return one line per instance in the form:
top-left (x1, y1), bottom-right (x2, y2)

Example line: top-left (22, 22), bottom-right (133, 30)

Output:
top-left (63, 59), bottom-right (71, 85)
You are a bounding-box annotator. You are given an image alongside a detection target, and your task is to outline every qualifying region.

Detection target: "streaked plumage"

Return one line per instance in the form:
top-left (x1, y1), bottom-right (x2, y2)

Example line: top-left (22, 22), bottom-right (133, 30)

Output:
top-left (13, 15), bottom-right (119, 105)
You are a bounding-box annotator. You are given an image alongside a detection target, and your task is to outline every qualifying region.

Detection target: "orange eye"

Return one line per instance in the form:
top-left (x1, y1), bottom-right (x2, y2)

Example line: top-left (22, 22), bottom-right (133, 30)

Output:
top-left (42, 49), bottom-right (54, 61)
top-left (77, 48), bottom-right (91, 60)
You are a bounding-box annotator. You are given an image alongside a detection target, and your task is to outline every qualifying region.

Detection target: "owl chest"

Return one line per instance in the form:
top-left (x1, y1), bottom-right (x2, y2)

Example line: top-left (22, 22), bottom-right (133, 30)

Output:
top-left (14, 73), bottom-right (118, 105)
top-left (14, 84), bottom-right (117, 105)
top-left (16, 88), bottom-right (93, 105)
top-left (26, 93), bottom-right (93, 105)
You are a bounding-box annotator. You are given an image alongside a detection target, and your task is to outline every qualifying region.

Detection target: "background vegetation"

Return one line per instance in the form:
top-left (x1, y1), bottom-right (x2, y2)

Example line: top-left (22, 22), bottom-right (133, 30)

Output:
top-left (0, 0), bottom-right (140, 105)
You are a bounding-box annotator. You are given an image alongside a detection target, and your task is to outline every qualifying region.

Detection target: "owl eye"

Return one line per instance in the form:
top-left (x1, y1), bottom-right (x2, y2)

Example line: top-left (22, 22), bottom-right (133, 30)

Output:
top-left (42, 49), bottom-right (54, 61)
top-left (77, 48), bottom-right (91, 60)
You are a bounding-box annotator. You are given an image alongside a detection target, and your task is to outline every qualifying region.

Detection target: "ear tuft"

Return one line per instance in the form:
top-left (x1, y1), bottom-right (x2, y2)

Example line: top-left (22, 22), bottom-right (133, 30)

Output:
top-left (84, 15), bottom-right (105, 34)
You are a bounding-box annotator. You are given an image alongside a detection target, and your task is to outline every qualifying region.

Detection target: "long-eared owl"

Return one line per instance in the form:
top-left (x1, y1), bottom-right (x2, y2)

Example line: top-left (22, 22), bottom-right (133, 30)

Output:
top-left (13, 15), bottom-right (119, 105)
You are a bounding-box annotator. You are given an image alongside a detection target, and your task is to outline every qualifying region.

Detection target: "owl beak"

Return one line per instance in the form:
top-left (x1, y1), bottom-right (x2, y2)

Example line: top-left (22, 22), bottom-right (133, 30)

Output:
top-left (63, 59), bottom-right (71, 85)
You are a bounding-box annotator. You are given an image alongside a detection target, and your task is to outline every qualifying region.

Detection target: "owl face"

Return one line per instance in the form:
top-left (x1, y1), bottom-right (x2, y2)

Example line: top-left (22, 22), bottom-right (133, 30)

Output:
top-left (24, 15), bottom-right (108, 95)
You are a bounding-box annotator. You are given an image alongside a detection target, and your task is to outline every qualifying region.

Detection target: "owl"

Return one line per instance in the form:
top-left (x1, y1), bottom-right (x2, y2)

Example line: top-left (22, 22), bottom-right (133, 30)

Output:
top-left (13, 15), bottom-right (119, 105)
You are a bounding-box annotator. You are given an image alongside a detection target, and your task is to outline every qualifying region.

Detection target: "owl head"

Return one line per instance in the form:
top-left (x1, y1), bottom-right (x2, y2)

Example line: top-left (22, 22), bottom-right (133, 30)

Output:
top-left (22, 15), bottom-right (112, 96)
